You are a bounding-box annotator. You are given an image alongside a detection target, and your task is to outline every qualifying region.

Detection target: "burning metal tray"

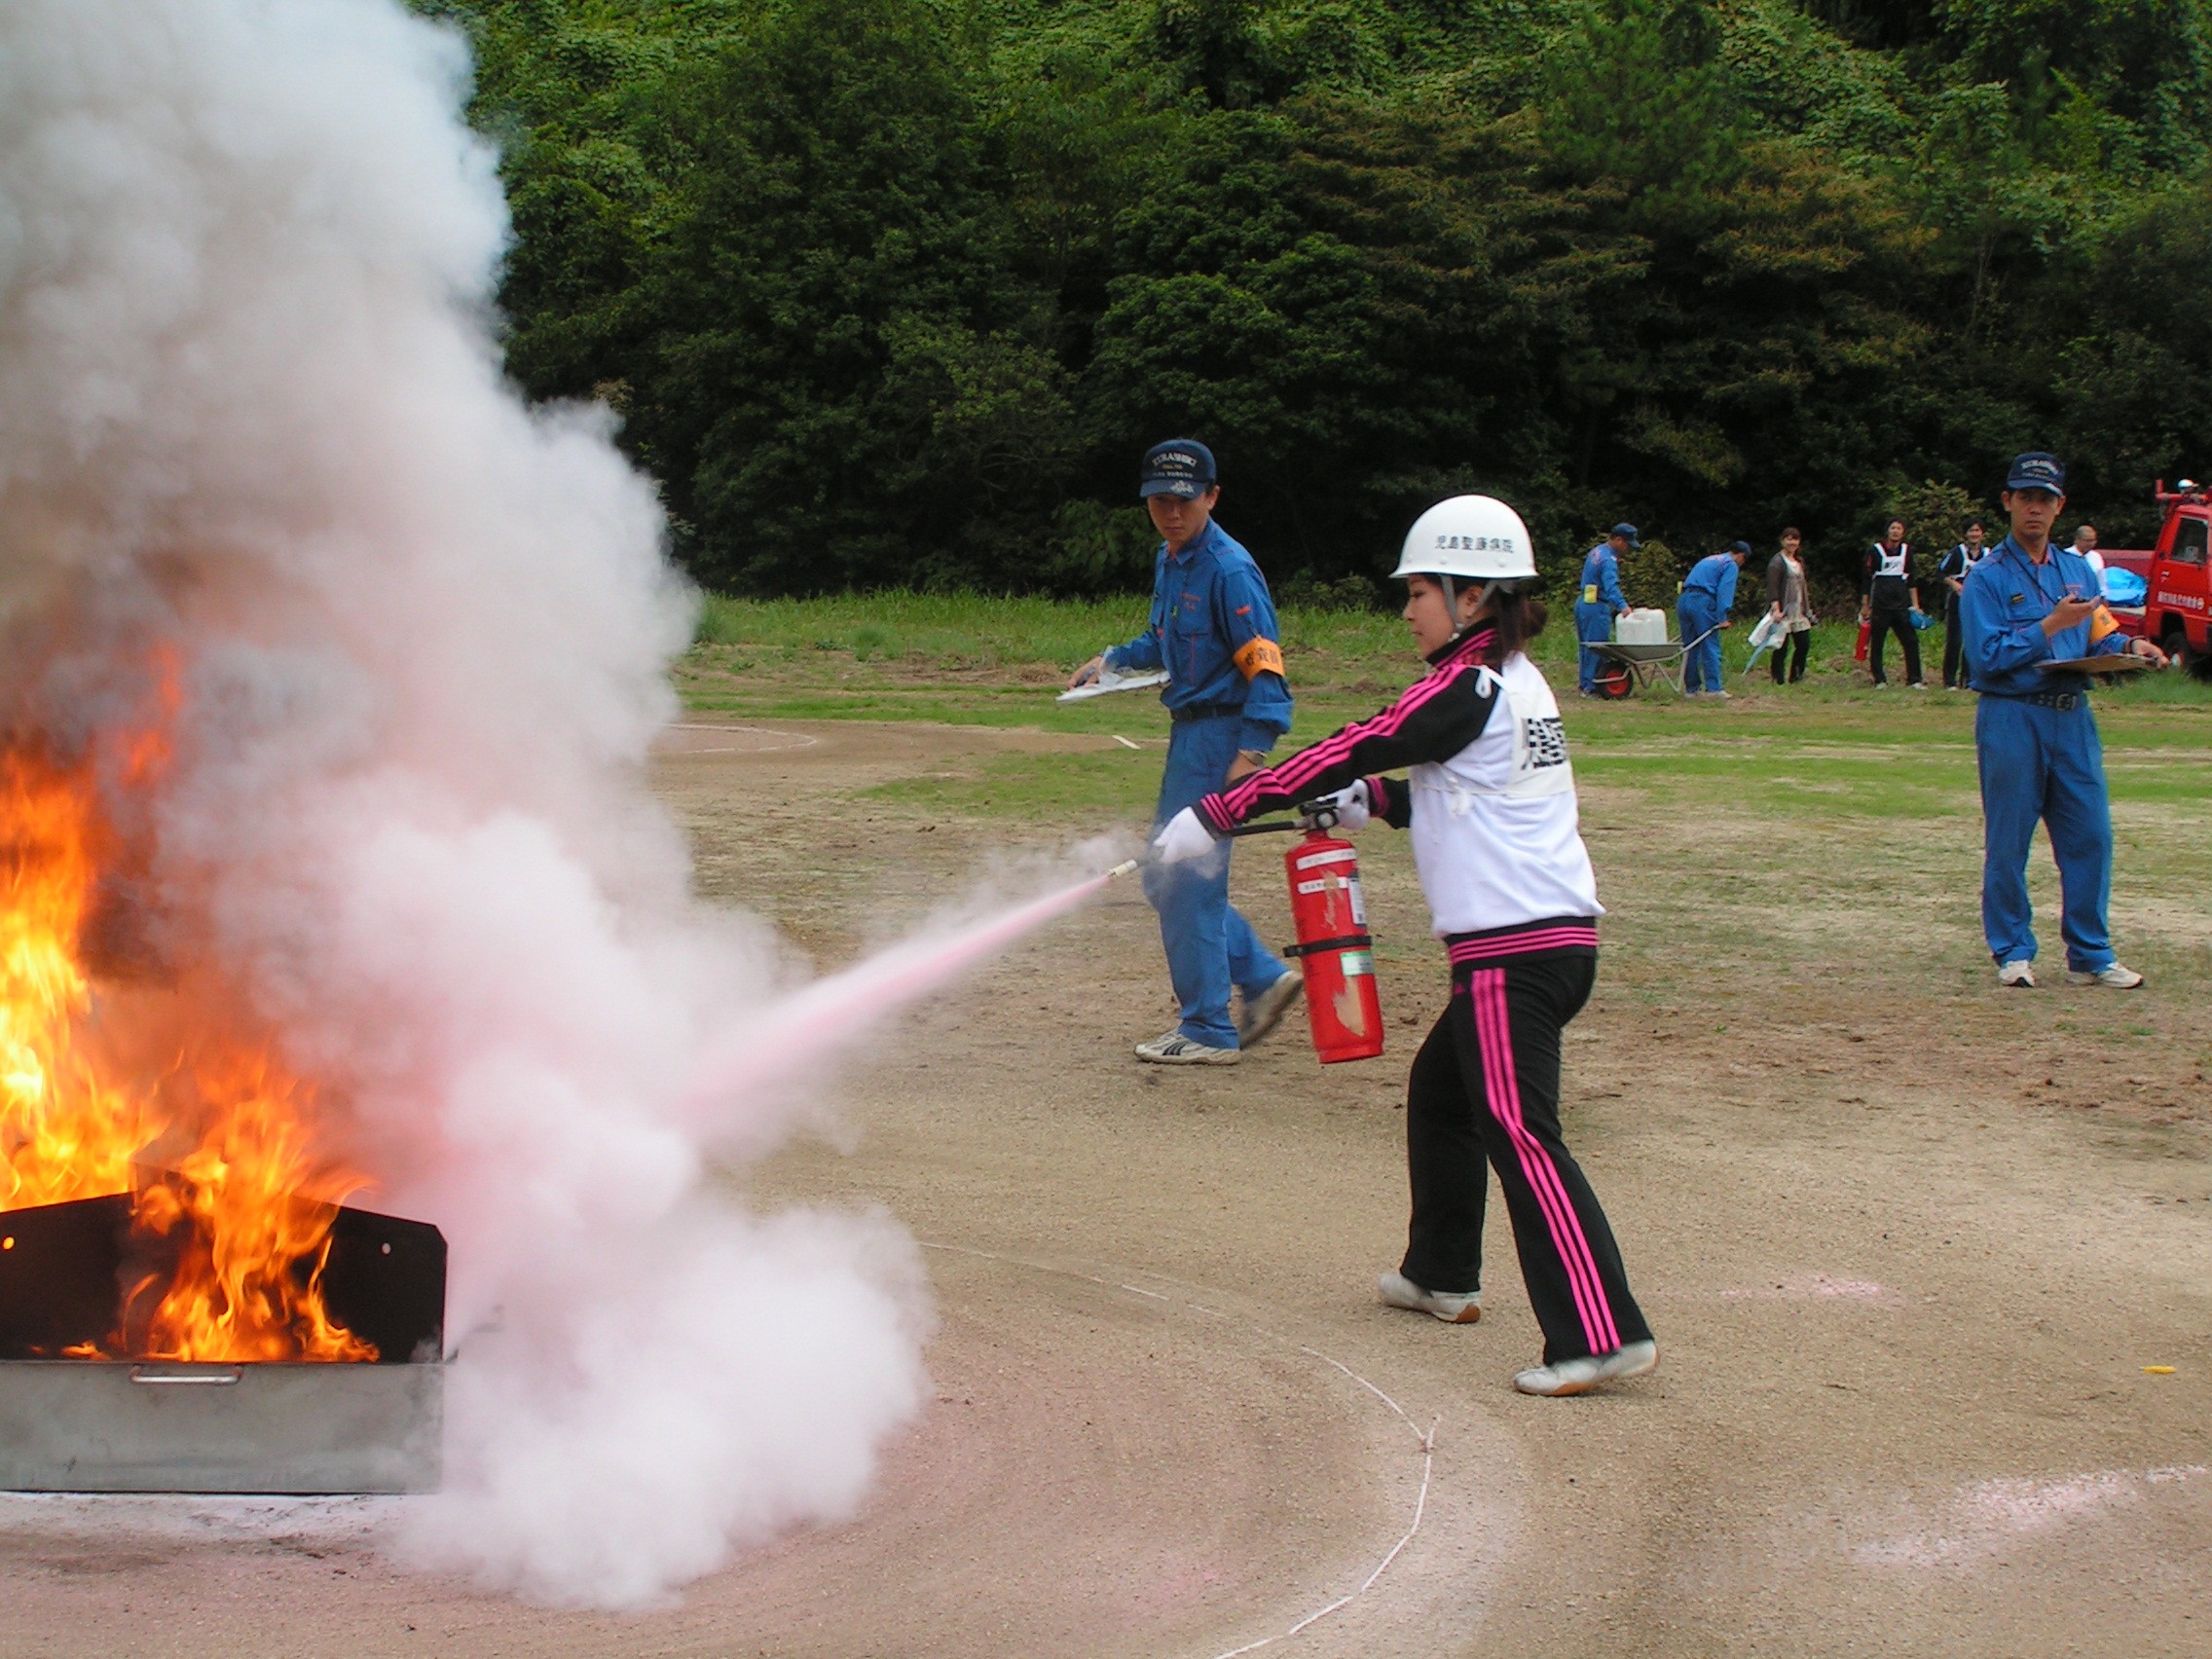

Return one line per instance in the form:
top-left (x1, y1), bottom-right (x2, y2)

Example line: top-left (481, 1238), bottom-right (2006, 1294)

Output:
top-left (0, 1358), bottom-right (440, 1493)
top-left (0, 1194), bottom-right (446, 1493)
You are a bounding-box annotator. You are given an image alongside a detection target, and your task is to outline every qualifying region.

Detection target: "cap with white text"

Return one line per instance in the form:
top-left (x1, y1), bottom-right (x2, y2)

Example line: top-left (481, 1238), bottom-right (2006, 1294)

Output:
top-left (2006, 452), bottom-right (2066, 495)
top-left (1139, 439), bottom-right (1217, 499)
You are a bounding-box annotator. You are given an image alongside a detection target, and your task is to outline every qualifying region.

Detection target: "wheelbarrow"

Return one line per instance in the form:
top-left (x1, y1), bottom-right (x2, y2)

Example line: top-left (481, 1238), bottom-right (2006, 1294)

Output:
top-left (1588, 630), bottom-right (1716, 696)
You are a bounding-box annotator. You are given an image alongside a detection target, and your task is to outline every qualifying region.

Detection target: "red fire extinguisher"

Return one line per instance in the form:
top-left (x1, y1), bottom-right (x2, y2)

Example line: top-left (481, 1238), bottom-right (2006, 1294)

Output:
top-left (1283, 828), bottom-right (1384, 1064)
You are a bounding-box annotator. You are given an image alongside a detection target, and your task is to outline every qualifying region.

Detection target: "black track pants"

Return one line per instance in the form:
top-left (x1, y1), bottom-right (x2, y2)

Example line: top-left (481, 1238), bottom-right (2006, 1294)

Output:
top-left (1942, 593), bottom-right (1967, 687)
top-left (1401, 954), bottom-right (1651, 1365)
top-left (1768, 628), bottom-right (1809, 683)
top-left (1868, 605), bottom-right (1922, 684)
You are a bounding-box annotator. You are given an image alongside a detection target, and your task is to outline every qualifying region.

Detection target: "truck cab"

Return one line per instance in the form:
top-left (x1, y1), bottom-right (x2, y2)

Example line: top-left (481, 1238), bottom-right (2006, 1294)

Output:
top-left (2100, 482), bottom-right (2212, 674)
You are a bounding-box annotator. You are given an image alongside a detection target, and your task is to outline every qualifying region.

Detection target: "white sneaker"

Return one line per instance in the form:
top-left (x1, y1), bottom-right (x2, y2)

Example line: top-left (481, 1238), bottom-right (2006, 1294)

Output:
top-left (1378, 1271), bottom-right (1481, 1324)
top-left (1134, 1031), bottom-right (1239, 1065)
top-left (1238, 971), bottom-right (1305, 1048)
top-left (2067, 963), bottom-right (2145, 988)
top-left (1998, 960), bottom-right (2037, 988)
top-left (1514, 1339), bottom-right (1658, 1396)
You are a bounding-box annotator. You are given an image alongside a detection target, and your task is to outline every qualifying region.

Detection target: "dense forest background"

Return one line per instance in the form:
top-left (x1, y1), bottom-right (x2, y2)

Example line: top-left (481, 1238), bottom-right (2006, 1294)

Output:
top-left (412, 0), bottom-right (2212, 597)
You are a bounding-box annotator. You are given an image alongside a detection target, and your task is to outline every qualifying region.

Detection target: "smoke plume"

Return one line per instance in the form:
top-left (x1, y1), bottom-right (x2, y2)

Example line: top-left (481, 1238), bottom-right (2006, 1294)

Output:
top-left (0, 0), bottom-right (931, 1605)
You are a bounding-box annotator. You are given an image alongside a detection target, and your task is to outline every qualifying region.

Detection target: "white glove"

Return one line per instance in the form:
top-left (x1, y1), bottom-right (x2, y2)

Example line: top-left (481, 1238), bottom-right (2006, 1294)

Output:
top-left (1305, 780), bottom-right (1372, 832)
top-left (1151, 806), bottom-right (1221, 866)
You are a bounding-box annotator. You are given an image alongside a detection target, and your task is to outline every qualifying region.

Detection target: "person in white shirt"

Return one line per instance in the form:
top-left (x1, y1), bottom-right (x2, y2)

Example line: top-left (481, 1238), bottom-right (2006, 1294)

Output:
top-left (1152, 495), bottom-right (1656, 1398)
top-left (2070, 523), bottom-right (2105, 598)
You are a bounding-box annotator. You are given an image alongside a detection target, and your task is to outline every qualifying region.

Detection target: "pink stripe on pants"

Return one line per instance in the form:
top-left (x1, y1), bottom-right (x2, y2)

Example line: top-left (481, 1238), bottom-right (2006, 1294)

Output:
top-left (1467, 969), bottom-right (1621, 1354)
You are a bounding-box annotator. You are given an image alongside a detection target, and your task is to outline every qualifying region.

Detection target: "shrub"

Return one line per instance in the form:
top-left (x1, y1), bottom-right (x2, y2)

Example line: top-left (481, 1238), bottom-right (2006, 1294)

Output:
top-left (1617, 537), bottom-right (1685, 609)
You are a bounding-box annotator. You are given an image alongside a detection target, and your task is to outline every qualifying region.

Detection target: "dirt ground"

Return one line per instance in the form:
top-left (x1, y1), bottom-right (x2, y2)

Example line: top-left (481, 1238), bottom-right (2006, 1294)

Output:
top-left (2, 715), bottom-right (2207, 1658)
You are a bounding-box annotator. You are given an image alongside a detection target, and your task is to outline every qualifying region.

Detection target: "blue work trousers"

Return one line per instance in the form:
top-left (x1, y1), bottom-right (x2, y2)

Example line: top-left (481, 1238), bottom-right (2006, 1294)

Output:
top-left (1677, 596), bottom-right (1720, 692)
top-left (1574, 603), bottom-right (1613, 691)
top-left (1975, 695), bottom-right (2115, 972)
top-left (1142, 713), bottom-right (1289, 1048)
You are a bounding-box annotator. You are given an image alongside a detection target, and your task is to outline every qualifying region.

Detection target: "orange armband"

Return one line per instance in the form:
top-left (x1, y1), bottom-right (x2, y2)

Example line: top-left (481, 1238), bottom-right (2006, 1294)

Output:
top-left (1234, 636), bottom-right (1285, 681)
top-left (2087, 604), bottom-right (2119, 645)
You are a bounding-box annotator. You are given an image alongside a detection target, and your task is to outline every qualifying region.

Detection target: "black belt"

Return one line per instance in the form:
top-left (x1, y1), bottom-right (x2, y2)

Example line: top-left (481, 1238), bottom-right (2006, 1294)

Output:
top-left (1988, 689), bottom-right (2081, 711)
top-left (1169, 701), bottom-right (1243, 723)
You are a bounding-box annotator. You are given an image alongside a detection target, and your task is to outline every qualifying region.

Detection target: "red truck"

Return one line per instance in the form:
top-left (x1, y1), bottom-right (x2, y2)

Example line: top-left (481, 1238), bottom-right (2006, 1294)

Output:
top-left (2100, 480), bottom-right (2212, 674)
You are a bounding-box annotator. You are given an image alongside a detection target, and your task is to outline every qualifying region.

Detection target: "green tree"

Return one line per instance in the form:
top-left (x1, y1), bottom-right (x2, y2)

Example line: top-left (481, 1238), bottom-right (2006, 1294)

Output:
top-left (412, 0), bottom-right (2212, 597)
top-left (624, 0), bottom-right (1073, 590)
top-left (2042, 181), bottom-right (2212, 543)
top-left (1535, 0), bottom-right (1940, 584)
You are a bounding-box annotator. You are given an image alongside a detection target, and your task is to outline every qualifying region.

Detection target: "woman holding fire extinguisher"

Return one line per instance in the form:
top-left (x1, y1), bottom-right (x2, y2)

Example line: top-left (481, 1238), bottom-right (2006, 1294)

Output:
top-left (1152, 496), bottom-right (1656, 1396)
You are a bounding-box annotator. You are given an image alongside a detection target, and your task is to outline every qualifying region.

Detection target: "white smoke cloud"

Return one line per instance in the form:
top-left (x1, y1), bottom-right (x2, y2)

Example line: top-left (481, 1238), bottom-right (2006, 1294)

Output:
top-left (0, 0), bottom-right (932, 1605)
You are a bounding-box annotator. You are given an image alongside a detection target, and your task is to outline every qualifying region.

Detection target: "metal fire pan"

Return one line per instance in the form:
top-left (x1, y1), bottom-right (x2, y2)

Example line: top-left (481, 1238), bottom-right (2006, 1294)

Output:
top-left (0, 1359), bottom-right (441, 1493)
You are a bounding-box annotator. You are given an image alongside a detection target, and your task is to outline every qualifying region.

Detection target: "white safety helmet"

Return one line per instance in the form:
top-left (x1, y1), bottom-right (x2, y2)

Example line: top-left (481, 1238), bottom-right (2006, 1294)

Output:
top-left (1391, 495), bottom-right (1538, 582)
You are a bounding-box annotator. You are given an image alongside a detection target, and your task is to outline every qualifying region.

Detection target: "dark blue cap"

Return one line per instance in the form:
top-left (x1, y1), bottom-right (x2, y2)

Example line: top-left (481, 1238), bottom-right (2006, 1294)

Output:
top-left (2007, 451), bottom-right (2065, 495)
top-left (1139, 439), bottom-right (1217, 499)
top-left (1730, 539), bottom-right (1752, 556)
top-left (1610, 523), bottom-right (1639, 544)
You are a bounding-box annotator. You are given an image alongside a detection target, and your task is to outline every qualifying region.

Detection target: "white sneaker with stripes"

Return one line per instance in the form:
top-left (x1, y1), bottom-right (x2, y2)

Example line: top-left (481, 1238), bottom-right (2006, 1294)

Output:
top-left (1514, 1339), bottom-right (1659, 1397)
top-left (1378, 1270), bottom-right (1481, 1324)
top-left (1134, 1031), bottom-right (1239, 1066)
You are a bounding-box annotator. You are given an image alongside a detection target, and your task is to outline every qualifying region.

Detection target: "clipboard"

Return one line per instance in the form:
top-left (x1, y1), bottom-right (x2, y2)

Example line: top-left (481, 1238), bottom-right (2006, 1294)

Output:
top-left (2043, 654), bottom-right (2154, 676)
top-left (1057, 669), bottom-right (1170, 703)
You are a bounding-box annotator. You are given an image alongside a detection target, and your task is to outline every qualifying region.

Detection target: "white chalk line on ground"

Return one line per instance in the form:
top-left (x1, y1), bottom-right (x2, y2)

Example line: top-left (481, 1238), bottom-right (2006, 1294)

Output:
top-left (920, 1240), bottom-right (1439, 1659)
top-left (658, 722), bottom-right (822, 755)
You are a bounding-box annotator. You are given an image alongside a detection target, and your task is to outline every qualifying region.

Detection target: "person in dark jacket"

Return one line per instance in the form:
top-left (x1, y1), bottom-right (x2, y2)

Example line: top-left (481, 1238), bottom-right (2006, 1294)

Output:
top-left (1861, 518), bottom-right (1925, 687)
top-left (1937, 519), bottom-right (1987, 689)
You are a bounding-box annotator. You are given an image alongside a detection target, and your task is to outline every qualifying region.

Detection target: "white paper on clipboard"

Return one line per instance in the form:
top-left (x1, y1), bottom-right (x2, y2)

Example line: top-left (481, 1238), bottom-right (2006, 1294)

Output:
top-left (2044, 654), bottom-right (2153, 675)
top-left (1057, 669), bottom-right (1169, 703)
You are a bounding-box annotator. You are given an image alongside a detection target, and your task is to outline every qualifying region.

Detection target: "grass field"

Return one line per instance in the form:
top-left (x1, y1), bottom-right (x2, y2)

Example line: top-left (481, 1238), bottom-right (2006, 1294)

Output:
top-left (683, 591), bottom-right (2212, 828)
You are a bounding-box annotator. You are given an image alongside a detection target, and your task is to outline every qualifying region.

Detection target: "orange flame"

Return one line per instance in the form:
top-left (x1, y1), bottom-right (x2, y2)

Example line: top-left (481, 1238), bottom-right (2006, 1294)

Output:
top-left (0, 701), bottom-right (375, 1363)
top-left (0, 752), bottom-right (155, 1210)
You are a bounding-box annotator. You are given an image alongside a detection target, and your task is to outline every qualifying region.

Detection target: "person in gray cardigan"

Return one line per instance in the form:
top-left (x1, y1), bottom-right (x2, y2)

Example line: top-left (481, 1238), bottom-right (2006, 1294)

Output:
top-left (1764, 528), bottom-right (1814, 683)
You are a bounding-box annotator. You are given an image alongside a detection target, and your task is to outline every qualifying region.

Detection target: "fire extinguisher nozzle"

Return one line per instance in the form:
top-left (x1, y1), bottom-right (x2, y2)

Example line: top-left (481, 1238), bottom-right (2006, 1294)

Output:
top-left (1105, 858), bottom-right (1143, 880)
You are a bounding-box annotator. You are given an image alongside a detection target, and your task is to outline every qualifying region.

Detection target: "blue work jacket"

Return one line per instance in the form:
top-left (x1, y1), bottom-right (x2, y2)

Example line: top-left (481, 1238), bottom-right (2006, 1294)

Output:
top-left (1680, 553), bottom-right (1740, 614)
top-left (1960, 535), bottom-right (2128, 697)
top-left (1579, 545), bottom-right (1627, 611)
top-left (1107, 518), bottom-right (1292, 754)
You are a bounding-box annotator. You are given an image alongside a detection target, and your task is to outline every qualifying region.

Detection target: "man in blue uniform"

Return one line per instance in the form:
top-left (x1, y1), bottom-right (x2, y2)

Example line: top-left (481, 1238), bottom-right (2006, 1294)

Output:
top-left (1961, 452), bottom-right (2167, 989)
top-left (1069, 439), bottom-right (1302, 1063)
top-left (1575, 524), bottom-right (1635, 694)
top-left (1677, 541), bottom-right (1748, 696)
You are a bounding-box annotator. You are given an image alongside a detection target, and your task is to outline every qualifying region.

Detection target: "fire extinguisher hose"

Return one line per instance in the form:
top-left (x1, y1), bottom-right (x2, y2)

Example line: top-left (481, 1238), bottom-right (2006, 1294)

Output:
top-left (1115, 806), bottom-right (1340, 879)
top-left (1283, 932), bottom-right (1374, 958)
